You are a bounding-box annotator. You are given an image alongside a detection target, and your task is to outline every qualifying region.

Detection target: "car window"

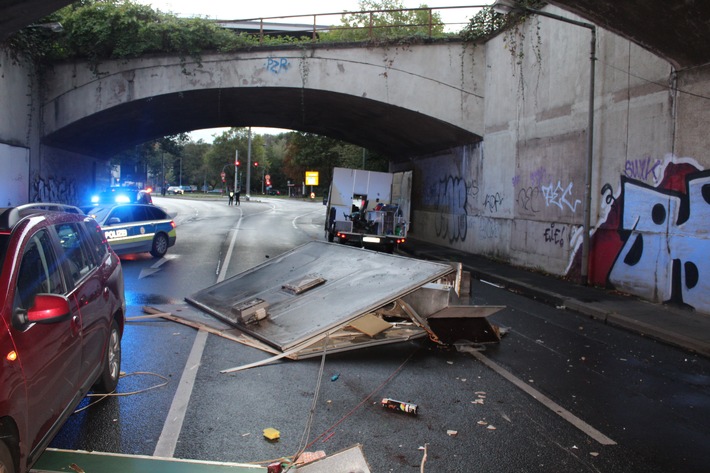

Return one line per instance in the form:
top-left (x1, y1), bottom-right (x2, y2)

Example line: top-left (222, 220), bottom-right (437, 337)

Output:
top-left (146, 206), bottom-right (168, 220)
top-left (56, 223), bottom-right (96, 285)
top-left (16, 230), bottom-right (64, 309)
top-left (108, 206), bottom-right (135, 224)
top-left (131, 206), bottom-right (150, 222)
top-left (83, 219), bottom-right (108, 261)
top-left (0, 234), bottom-right (9, 270)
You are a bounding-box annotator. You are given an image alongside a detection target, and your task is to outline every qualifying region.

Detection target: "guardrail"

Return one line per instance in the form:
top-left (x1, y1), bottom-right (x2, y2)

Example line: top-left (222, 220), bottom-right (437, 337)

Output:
top-left (220, 5), bottom-right (487, 43)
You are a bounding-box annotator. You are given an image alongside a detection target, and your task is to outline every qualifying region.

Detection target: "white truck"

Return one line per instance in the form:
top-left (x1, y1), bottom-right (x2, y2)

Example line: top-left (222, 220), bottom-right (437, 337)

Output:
top-left (324, 167), bottom-right (412, 252)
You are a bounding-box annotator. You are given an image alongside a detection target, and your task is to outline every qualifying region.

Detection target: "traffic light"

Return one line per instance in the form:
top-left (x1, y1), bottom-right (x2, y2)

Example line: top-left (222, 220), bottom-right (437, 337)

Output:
top-left (235, 160), bottom-right (240, 166)
top-left (254, 161), bottom-right (258, 167)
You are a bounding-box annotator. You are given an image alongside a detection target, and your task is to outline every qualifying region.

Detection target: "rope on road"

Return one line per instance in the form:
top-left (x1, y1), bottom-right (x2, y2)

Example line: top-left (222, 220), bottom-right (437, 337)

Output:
top-left (73, 371), bottom-right (170, 414)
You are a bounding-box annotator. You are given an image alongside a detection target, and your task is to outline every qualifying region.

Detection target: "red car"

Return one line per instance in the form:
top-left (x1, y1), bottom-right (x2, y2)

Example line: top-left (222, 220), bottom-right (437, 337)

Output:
top-left (0, 204), bottom-right (125, 473)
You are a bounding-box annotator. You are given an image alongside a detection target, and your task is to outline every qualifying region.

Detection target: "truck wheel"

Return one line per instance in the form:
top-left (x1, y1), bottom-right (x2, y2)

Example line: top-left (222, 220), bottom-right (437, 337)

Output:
top-left (0, 439), bottom-right (16, 473)
top-left (150, 233), bottom-right (169, 258)
top-left (94, 320), bottom-right (121, 393)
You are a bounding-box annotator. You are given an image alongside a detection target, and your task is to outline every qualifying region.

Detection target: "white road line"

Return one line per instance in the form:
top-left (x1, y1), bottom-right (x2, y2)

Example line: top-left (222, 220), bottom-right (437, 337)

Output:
top-left (217, 213), bottom-right (243, 283)
top-left (154, 212), bottom-right (244, 457)
top-left (459, 345), bottom-right (617, 446)
top-left (153, 329), bottom-right (209, 457)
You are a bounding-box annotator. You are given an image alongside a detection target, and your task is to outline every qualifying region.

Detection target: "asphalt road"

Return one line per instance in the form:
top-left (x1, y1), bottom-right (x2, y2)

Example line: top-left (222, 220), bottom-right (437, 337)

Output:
top-left (49, 196), bottom-right (710, 472)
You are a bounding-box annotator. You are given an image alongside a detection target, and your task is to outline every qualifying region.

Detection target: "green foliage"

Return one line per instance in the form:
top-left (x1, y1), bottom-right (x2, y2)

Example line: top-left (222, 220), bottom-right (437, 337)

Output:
top-left (320, 0), bottom-right (446, 42)
top-left (460, 1), bottom-right (548, 42)
top-left (55, 0), bottom-right (252, 66)
top-left (204, 128), bottom-right (267, 192)
top-left (459, 7), bottom-right (509, 42)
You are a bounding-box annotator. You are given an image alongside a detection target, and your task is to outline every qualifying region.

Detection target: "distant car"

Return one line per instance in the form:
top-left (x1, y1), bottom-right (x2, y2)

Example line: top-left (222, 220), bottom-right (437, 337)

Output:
top-left (267, 189), bottom-right (281, 195)
top-left (167, 186), bottom-right (183, 195)
top-left (0, 203), bottom-right (125, 473)
top-left (90, 187), bottom-right (153, 205)
top-left (84, 204), bottom-right (176, 258)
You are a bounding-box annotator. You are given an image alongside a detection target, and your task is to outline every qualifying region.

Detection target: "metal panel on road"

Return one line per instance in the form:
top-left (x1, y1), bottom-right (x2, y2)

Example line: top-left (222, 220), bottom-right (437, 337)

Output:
top-left (186, 241), bottom-right (453, 352)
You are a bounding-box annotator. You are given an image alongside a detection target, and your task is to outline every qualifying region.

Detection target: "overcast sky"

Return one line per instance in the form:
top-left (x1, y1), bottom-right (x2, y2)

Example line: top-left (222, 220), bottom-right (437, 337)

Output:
top-left (135, 1), bottom-right (488, 140)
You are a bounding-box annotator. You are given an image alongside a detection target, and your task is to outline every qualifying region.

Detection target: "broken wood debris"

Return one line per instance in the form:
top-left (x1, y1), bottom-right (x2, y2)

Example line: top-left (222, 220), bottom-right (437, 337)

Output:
top-left (143, 242), bottom-right (505, 363)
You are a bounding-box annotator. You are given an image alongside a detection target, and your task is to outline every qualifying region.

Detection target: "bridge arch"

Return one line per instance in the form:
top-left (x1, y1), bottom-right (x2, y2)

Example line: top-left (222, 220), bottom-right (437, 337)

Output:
top-left (42, 42), bottom-right (485, 158)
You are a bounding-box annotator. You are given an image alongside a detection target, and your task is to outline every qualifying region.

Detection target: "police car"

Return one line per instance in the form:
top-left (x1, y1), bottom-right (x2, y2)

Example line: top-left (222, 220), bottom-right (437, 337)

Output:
top-left (84, 204), bottom-right (176, 258)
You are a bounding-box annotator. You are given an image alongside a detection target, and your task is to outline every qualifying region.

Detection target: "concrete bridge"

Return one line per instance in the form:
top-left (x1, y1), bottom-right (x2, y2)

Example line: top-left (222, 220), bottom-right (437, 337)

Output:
top-left (41, 42), bottom-right (484, 159)
top-left (2, 4), bottom-right (710, 316)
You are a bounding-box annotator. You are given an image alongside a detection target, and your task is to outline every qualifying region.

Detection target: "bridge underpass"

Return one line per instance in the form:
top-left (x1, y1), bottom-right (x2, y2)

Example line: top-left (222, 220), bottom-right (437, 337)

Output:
top-left (41, 43), bottom-right (485, 159)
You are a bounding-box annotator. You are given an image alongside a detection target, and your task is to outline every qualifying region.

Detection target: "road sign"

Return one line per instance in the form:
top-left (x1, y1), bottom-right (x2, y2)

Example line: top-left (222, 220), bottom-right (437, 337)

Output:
top-left (305, 171), bottom-right (319, 186)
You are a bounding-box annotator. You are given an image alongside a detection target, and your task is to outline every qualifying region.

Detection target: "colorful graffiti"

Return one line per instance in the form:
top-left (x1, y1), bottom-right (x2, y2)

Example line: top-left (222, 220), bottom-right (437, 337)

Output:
top-left (590, 160), bottom-right (710, 310)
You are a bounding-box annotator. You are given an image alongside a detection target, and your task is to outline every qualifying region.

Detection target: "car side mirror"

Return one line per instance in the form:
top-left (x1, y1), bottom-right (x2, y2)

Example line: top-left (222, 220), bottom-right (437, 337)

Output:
top-left (15, 294), bottom-right (71, 326)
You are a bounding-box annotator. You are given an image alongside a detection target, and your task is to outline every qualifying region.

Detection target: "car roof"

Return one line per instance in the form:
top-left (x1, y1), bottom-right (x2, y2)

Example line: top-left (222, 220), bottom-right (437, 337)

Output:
top-left (0, 203), bottom-right (84, 231)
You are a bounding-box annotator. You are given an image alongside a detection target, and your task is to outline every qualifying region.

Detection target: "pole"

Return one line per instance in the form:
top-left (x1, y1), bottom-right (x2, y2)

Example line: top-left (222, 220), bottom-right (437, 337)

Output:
top-left (234, 150), bottom-right (239, 194)
top-left (581, 28), bottom-right (596, 285)
top-left (246, 127), bottom-right (252, 198)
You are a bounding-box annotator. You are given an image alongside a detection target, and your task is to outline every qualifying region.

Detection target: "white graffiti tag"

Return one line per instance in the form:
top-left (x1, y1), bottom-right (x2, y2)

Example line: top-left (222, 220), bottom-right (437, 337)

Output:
top-left (541, 181), bottom-right (582, 212)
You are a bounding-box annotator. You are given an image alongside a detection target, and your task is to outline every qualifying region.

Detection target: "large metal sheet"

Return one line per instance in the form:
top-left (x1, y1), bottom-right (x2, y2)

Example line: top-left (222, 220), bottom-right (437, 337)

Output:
top-left (186, 241), bottom-right (453, 352)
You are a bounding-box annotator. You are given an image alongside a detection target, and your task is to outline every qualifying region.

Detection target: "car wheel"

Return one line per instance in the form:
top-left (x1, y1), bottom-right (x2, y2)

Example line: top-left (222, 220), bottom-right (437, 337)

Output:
top-left (94, 320), bottom-right (121, 393)
top-left (150, 233), bottom-right (169, 258)
top-left (0, 441), bottom-right (15, 473)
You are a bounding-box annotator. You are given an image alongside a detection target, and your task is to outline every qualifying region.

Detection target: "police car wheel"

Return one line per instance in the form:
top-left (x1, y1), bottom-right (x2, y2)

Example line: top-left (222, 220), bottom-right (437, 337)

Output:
top-left (150, 233), bottom-right (169, 258)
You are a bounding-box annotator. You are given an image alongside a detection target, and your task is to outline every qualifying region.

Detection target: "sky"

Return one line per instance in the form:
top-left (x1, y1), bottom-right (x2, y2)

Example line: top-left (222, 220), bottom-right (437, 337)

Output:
top-left (135, 1), bottom-right (489, 141)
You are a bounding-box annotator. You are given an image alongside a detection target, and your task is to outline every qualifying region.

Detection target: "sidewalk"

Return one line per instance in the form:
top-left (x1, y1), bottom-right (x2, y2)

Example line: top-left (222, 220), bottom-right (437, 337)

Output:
top-left (399, 238), bottom-right (710, 358)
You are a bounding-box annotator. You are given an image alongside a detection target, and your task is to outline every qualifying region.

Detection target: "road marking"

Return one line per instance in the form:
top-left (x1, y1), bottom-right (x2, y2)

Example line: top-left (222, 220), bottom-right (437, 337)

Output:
top-left (154, 212), bottom-right (244, 457)
top-left (218, 213), bottom-right (243, 282)
top-left (153, 329), bottom-right (209, 458)
top-left (458, 345), bottom-right (617, 445)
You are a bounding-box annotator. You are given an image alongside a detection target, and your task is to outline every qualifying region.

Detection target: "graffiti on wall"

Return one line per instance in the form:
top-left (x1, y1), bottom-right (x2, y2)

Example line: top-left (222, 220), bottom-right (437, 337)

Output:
top-left (430, 174), bottom-right (473, 243)
top-left (590, 159), bottom-right (710, 311)
top-left (624, 156), bottom-right (662, 184)
top-left (32, 175), bottom-right (78, 204)
top-left (266, 57), bottom-right (290, 74)
top-left (514, 166), bottom-right (582, 215)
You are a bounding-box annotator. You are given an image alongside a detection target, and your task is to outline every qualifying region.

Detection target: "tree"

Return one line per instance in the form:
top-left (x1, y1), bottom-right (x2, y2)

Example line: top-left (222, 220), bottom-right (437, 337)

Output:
top-left (322, 0), bottom-right (445, 42)
top-left (204, 128), bottom-right (266, 193)
top-left (282, 132), bottom-right (388, 195)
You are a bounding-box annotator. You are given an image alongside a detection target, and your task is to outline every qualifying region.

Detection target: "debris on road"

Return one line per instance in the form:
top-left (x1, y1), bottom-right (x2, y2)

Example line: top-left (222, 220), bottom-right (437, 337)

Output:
top-left (380, 397), bottom-right (419, 415)
top-left (143, 241), bottom-right (505, 364)
top-left (263, 427), bottom-right (280, 441)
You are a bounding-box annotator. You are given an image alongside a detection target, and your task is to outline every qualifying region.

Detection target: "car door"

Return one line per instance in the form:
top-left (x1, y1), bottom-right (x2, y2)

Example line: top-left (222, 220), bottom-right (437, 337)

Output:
top-left (55, 222), bottom-right (109, 388)
top-left (10, 229), bottom-right (81, 449)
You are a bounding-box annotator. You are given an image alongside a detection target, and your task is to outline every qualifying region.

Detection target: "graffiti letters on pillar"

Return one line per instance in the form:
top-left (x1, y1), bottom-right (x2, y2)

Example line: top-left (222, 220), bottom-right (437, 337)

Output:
top-left (434, 175), bottom-right (469, 243)
top-left (32, 176), bottom-right (77, 204)
top-left (516, 186), bottom-right (541, 213)
top-left (544, 222), bottom-right (566, 247)
top-left (483, 192), bottom-right (504, 213)
top-left (541, 181), bottom-right (581, 213)
top-left (265, 57), bottom-right (290, 74)
top-left (624, 156), bottom-right (662, 184)
top-left (605, 164), bottom-right (710, 310)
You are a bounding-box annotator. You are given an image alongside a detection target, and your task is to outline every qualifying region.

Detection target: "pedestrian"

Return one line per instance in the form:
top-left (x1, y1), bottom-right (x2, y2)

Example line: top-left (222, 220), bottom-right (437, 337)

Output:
top-left (235, 189), bottom-right (241, 206)
top-left (228, 188), bottom-right (234, 205)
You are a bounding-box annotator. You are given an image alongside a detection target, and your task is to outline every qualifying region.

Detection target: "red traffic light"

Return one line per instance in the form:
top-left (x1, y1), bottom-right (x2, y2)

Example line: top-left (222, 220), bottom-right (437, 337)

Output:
top-left (235, 160), bottom-right (240, 166)
top-left (254, 161), bottom-right (258, 167)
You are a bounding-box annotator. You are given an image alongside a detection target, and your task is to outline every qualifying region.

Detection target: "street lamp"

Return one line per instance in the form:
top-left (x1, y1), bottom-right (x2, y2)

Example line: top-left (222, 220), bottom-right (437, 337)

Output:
top-left (492, 0), bottom-right (596, 285)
